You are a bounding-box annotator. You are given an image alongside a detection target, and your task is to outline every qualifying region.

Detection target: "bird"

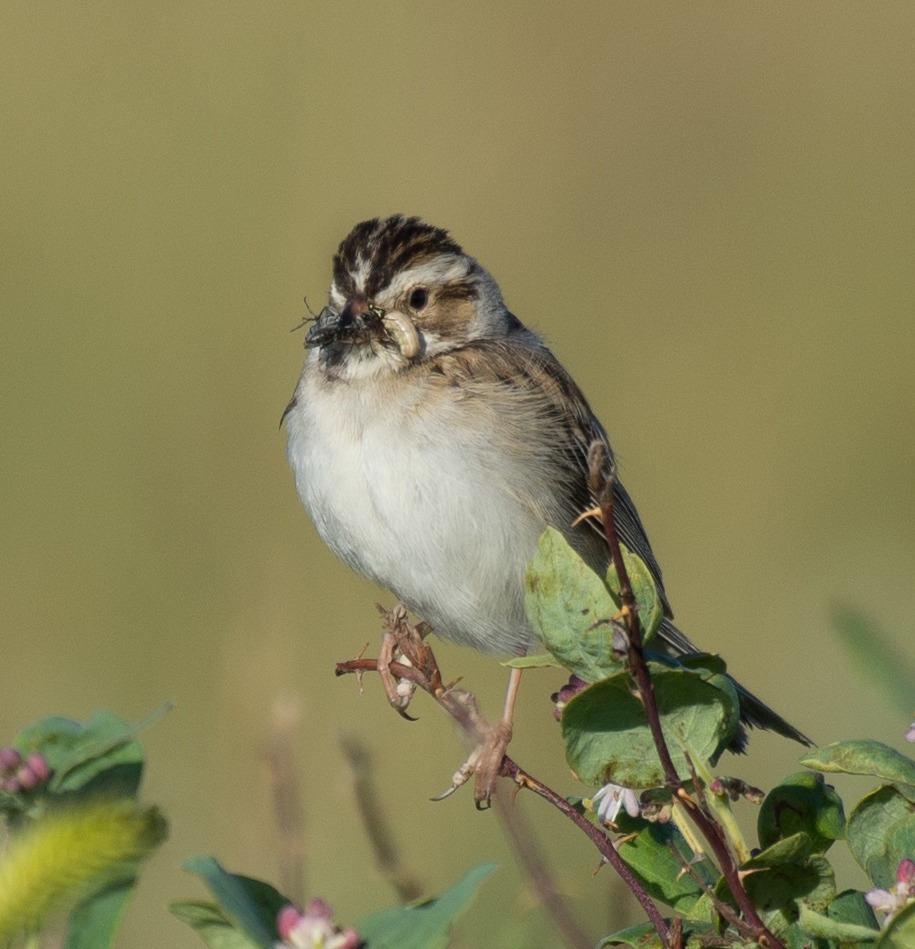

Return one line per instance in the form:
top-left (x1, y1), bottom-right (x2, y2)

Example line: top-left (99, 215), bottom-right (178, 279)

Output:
top-left (283, 214), bottom-right (809, 802)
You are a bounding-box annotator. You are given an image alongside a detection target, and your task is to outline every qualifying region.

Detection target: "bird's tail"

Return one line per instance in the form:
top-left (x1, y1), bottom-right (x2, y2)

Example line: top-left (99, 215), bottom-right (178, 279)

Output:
top-left (658, 618), bottom-right (812, 752)
top-left (732, 678), bottom-right (812, 748)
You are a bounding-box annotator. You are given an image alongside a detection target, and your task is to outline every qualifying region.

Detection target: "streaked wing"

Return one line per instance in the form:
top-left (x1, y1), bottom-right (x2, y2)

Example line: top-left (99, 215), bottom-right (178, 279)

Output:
top-left (438, 327), bottom-right (673, 615)
top-left (507, 329), bottom-right (673, 616)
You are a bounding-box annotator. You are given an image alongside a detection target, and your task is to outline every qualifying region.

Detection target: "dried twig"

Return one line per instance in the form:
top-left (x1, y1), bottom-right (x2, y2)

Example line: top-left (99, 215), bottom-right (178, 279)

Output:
top-left (265, 696), bottom-right (307, 903)
top-left (493, 789), bottom-right (593, 949)
top-left (339, 733), bottom-right (423, 903)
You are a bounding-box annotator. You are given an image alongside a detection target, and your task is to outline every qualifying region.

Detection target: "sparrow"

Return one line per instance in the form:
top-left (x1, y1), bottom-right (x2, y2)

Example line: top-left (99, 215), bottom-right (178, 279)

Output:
top-left (284, 215), bottom-right (809, 801)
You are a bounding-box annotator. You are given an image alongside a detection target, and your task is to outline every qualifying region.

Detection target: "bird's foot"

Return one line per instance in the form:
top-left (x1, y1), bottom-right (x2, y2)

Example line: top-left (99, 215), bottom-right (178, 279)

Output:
top-left (375, 603), bottom-right (437, 720)
top-left (371, 605), bottom-right (516, 808)
top-left (376, 627), bottom-right (417, 719)
top-left (432, 718), bottom-right (513, 808)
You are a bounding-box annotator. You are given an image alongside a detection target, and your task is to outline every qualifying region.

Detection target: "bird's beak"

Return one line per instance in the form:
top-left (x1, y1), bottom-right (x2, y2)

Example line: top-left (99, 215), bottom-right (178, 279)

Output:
top-left (305, 293), bottom-right (420, 360)
top-left (305, 293), bottom-right (376, 347)
top-left (338, 293), bottom-right (371, 328)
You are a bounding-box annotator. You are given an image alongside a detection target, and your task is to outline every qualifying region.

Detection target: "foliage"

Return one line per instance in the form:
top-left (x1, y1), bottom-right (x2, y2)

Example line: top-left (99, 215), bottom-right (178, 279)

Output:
top-left (170, 856), bottom-right (494, 948)
top-left (0, 710), bottom-right (167, 948)
top-left (525, 527), bottom-right (915, 948)
top-left (0, 712), bottom-right (494, 948)
top-left (2, 528), bottom-right (912, 947)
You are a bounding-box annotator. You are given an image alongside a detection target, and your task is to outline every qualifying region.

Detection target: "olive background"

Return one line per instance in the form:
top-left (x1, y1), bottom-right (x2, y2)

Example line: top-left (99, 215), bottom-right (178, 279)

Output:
top-left (2, 4), bottom-right (914, 947)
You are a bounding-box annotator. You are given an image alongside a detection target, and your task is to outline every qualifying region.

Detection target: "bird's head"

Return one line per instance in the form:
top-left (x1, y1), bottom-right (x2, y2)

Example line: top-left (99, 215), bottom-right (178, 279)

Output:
top-left (306, 215), bottom-right (513, 377)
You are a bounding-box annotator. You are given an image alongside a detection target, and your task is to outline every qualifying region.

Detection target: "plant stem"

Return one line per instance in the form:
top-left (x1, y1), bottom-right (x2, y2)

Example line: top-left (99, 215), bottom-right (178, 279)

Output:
top-left (499, 758), bottom-right (671, 943)
top-left (335, 651), bottom-right (671, 947)
top-left (596, 462), bottom-right (786, 949)
top-left (493, 789), bottom-right (593, 949)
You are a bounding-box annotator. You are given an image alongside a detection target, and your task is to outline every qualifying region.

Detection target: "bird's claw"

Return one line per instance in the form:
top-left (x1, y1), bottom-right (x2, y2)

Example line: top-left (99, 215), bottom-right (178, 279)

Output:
top-left (430, 752), bottom-right (476, 802)
top-left (430, 722), bottom-right (511, 807)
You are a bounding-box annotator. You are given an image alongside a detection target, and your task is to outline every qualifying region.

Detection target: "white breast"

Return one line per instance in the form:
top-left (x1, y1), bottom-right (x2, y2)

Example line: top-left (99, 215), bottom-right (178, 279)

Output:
top-left (285, 359), bottom-right (547, 655)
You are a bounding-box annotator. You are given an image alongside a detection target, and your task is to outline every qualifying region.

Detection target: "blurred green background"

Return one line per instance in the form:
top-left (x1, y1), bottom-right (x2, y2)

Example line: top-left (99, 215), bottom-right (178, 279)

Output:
top-left (2, 3), bottom-right (914, 946)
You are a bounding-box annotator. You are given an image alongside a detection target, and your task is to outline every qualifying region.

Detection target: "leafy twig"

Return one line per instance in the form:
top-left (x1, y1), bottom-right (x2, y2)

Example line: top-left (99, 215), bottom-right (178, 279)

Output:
top-left (498, 758), bottom-right (671, 942)
top-left (590, 443), bottom-right (785, 949)
top-left (335, 627), bottom-right (671, 945)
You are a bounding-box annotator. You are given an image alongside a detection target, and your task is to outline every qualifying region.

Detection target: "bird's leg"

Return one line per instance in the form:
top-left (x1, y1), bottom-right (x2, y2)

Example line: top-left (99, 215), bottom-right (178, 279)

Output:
top-left (472, 665), bottom-right (523, 806)
top-left (373, 608), bottom-right (523, 807)
top-left (435, 666), bottom-right (524, 807)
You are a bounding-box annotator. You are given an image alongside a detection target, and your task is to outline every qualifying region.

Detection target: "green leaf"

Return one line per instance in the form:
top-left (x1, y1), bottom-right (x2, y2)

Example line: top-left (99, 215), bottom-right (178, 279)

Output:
top-left (525, 528), bottom-right (625, 682)
top-left (797, 903), bottom-right (878, 943)
top-left (596, 921), bottom-right (664, 948)
top-left (796, 856), bottom-right (839, 911)
top-left (170, 901), bottom-right (263, 949)
top-left (13, 716), bottom-right (82, 760)
top-left (744, 832), bottom-right (818, 871)
top-left (739, 836), bottom-right (836, 932)
top-left (885, 817), bottom-right (915, 877)
top-left (596, 921), bottom-right (716, 948)
top-left (13, 707), bottom-right (168, 798)
top-left (678, 653), bottom-right (729, 677)
top-left (181, 857), bottom-right (287, 949)
top-left (878, 899), bottom-right (915, 949)
top-left (801, 741), bottom-right (915, 788)
top-left (846, 786), bottom-right (915, 887)
top-left (616, 822), bottom-right (713, 914)
top-left (355, 862), bottom-right (496, 949)
top-left (755, 857), bottom-right (836, 932)
top-left (560, 665), bottom-right (737, 787)
top-left (58, 707), bottom-right (169, 795)
top-left (501, 653), bottom-right (561, 669)
top-left (64, 881), bottom-right (136, 949)
top-left (605, 547), bottom-right (664, 644)
top-left (15, 713), bottom-right (142, 798)
top-left (773, 920), bottom-right (831, 948)
top-left (675, 655), bottom-right (741, 740)
top-left (827, 888), bottom-right (881, 949)
top-left (758, 771), bottom-right (846, 853)
top-left (895, 783), bottom-right (915, 804)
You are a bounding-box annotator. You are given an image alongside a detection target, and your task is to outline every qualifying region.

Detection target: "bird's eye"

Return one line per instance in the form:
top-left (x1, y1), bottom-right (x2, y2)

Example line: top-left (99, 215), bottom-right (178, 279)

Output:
top-left (408, 287), bottom-right (428, 310)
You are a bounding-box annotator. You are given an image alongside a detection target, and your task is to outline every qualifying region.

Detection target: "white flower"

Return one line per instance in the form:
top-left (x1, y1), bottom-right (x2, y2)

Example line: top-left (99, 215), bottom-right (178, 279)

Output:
top-left (590, 783), bottom-right (640, 824)
top-left (275, 900), bottom-right (360, 949)
top-left (865, 859), bottom-right (915, 928)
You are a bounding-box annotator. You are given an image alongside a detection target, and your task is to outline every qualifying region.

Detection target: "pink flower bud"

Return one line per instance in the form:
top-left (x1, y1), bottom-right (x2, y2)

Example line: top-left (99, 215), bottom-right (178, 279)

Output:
top-left (276, 904), bottom-right (303, 941)
top-left (551, 675), bottom-right (588, 720)
top-left (339, 929), bottom-right (362, 949)
top-left (304, 898), bottom-right (333, 921)
top-left (746, 786), bottom-right (765, 805)
top-left (897, 858), bottom-right (915, 889)
top-left (26, 753), bottom-right (51, 783)
top-left (276, 896), bottom-right (361, 948)
top-left (16, 765), bottom-right (39, 790)
top-left (0, 747), bottom-right (22, 772)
